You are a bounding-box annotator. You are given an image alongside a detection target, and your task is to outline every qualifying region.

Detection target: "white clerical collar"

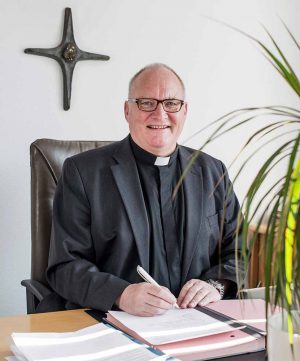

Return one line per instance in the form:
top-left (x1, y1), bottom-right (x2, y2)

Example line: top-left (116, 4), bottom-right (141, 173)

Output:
top-left (154, 156), bottom-right (170, 166)
top-left (129, 136), bottom-right (178, 166)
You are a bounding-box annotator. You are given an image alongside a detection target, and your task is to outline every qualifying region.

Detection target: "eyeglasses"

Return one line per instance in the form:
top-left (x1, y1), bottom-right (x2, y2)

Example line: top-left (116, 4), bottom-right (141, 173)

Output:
top-left (128, 98), bottom-right (185, 113)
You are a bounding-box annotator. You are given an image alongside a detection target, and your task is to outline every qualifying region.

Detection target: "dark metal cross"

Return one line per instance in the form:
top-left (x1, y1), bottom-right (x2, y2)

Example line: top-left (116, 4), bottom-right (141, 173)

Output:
top-left (25, 7), bottom-right (110, 110)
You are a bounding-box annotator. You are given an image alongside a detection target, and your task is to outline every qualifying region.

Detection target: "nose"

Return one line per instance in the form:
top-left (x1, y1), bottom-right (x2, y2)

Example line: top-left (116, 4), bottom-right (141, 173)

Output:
top-left (152, 102), bottom-right (168, 118)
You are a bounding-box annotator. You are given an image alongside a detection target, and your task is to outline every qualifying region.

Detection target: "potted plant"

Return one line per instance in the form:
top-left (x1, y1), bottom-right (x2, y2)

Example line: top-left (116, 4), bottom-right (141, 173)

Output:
top-left (188, 23), bottom-right (300, 360)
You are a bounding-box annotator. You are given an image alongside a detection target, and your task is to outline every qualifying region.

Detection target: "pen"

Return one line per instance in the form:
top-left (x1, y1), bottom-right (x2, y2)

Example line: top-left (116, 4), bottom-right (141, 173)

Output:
top-left (137, 265), bottom-right (180, 309)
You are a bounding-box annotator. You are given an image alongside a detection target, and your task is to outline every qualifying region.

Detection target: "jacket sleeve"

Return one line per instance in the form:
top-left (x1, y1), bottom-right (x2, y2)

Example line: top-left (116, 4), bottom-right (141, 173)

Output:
top-left (46, 157), bottom-right (130, 311)
top-left (201, 161), bottom-right (245, 293)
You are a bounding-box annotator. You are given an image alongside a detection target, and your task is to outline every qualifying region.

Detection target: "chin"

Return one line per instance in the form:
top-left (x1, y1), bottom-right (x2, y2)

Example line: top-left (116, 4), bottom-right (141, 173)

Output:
top-left (149, 136), bottom-right (173, 148)
top-left (149, 143), bottom-right (174, 155)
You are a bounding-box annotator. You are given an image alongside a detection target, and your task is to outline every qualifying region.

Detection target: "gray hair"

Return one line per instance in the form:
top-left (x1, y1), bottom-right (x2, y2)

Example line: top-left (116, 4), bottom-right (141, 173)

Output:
top-left (128, 63), bottom-right (185, 98)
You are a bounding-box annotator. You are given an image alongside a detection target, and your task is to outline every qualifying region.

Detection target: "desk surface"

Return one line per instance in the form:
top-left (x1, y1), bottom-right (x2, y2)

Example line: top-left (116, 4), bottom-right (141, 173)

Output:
top-left (0, 309), bottom-right (97, 360)
top-left (0, 309), bottom-right (266, 361)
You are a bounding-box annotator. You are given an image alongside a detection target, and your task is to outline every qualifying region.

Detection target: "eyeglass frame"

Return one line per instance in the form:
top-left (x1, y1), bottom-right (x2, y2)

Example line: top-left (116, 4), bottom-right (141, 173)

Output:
top-left (127, 98), bottom-right (185, 113)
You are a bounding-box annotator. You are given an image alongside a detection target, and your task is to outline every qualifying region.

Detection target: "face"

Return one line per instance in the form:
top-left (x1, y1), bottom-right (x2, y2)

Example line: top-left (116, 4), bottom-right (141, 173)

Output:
top-left (124, 67), bottom-right (187, 156)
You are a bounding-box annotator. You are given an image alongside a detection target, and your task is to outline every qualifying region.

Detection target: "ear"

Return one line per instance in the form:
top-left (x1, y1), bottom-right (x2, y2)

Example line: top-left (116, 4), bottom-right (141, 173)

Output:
top-left (124, 101), bottom-right (129, 122)
top-left (183, 102), bottom-right (188, 116)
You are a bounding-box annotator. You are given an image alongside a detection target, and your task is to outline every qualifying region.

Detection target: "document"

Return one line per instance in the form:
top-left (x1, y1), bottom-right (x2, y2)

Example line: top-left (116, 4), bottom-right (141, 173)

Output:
top-left (103, 300), bottom-right (268, 361)
top-left (160, 328), bottom-right (265, 361)
top-left (205, 298), bottom-right (268, 333)
top-left (107, 308), bottom-right (243, 346)
top-left (8, 323), bottom-right (177, 361)
top-left (159, 300), bottom-right (268, 361)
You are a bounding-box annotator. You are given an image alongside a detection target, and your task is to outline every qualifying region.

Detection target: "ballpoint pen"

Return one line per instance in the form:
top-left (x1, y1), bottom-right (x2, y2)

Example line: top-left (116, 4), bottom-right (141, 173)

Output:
top-left (137, 265), bottom-right (180, 309)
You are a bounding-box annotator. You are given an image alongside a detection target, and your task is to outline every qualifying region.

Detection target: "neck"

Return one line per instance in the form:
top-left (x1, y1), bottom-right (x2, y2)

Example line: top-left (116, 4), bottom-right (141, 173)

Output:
top-left (132, 141), bottom-right (176, 157)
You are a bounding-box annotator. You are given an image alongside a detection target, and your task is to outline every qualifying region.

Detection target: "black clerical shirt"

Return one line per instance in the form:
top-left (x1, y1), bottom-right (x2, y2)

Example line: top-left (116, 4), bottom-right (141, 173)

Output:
top-left (130, 137), bottom-right (185, 296)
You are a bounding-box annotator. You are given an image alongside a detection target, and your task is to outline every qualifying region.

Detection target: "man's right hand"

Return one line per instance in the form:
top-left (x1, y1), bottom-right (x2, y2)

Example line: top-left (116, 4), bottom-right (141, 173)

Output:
top-left (115, 283), bottom-right (177, 316)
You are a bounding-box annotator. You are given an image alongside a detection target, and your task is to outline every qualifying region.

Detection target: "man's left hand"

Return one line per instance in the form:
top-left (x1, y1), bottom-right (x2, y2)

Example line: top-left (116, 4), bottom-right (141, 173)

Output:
top-left (177, 279), bottom-right (221, 308)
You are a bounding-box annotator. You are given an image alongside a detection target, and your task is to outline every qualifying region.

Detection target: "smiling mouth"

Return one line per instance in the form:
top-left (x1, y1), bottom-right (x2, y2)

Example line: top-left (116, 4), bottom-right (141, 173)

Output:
top-left (147, 125), bottom-right (170, 129)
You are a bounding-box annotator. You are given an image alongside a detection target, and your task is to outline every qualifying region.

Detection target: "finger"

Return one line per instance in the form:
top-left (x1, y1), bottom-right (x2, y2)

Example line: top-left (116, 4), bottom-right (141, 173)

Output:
top-left (187, 288), bottom-right (209, 308)
top-left (148, 285), bottom-right (177, 305)
top-left (160, 286), bottom-right (178, 299)
top-left (143, 301), bottom-right (171, 316)
top-left (177, 279), bottom-right (196, 305)
top-left (141, 307), bottom-right (163, 317)
top-left (198, 289), bottom-right (221, 307)
top-left (137, 309), bottom-right (155, 317)
top-left (160, 286), bottom-right (179, 307)
top-left (180, 283), bottom-right (204, 308)
top-left (161, 286), bottom-right (175, 296)
top-left (146, 293), bottom-right (175, 310)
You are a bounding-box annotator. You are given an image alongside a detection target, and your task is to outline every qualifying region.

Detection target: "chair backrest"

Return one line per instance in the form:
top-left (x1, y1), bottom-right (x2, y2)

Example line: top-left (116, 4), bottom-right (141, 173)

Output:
top-left (30, 139), bottom-right (113, 284)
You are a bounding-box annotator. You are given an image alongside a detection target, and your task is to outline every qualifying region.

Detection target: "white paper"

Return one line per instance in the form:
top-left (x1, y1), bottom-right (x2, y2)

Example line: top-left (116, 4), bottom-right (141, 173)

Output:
top-left (108, 308), bottom-right (241, 345)
top-left (10, 323), bottom-right (169, 361)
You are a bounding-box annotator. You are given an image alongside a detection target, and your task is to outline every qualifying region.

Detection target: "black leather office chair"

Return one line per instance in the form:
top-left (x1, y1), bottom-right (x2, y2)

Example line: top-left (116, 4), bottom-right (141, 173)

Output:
top-left (21, 139), bottom-right (113, 314)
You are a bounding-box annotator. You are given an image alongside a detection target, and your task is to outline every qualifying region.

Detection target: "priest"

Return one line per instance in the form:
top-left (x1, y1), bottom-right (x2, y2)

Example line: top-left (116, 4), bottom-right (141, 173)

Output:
top-left (47, 63), bottom-right (243, 316)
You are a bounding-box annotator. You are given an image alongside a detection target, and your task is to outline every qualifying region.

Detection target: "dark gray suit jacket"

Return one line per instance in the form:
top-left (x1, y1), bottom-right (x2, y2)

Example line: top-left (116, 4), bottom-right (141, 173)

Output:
top-left (47, 135), bottom-right (242, 312)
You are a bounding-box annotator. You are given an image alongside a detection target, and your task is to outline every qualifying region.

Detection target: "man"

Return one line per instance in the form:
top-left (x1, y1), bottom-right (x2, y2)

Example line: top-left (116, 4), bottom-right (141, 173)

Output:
top-left (47, 63), bottom-right (242, 317)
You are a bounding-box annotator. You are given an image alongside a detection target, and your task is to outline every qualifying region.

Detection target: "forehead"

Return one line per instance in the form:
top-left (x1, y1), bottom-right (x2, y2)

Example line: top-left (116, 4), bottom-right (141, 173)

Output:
top-left (131, 68), bottom-right (184, 98)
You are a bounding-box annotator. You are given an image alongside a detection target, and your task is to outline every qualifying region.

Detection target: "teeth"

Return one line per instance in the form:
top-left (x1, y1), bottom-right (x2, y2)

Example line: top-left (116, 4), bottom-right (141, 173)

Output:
top-left (148, 125), bottom-right (169, 129)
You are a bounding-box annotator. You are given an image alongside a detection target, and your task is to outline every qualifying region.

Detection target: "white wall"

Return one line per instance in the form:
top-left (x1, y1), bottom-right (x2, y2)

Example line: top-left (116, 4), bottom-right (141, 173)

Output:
top-left (0, 0), bottom-right (299, 316)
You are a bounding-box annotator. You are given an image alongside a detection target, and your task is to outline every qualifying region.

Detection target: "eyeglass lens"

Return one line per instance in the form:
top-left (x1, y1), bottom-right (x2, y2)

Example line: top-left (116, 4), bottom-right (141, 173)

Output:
top-left (137, 99), bottom-right (183, 112)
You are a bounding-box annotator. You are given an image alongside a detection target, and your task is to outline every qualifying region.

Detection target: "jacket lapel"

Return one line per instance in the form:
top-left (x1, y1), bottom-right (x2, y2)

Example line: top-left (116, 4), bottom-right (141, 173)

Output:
top-left (179, 147), bottom-right (204, 284)
top-left (111, 137), bottom-right (150, 271)
top-left (110, 139), bottom-right (204, 278)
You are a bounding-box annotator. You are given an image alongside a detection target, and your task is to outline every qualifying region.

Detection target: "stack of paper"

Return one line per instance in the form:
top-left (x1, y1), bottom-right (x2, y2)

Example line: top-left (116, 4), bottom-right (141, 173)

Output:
top-left (7, 323), bottom-right (177, 361)
top-left (106, 308), bottom-right (242, 346)
top-left (160, 328), bottom-right (265, 361)
top-left (105, 300), bottom-right (267, 361)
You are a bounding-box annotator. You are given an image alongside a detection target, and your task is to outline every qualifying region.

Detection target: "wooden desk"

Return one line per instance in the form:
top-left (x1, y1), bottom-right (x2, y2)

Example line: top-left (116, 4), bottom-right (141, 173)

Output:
top-left (0, 309), bottom-right (97, 360)
top-left (0, 309), bottom-right (266, 361)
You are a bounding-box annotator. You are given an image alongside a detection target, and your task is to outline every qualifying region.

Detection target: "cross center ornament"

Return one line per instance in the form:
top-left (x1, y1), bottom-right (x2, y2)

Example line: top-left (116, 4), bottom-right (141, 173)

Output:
top-left (25, 8), bottom-right (110, 110)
